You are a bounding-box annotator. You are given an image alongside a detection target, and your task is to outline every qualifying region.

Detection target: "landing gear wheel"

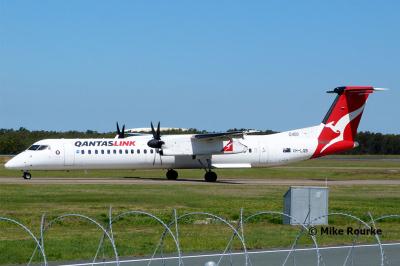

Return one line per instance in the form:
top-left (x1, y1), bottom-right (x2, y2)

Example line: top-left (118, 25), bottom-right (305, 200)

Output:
top-left (166, 169), bottom-right (178, 180)
top-left (204, 171), bottom-right (217, 182)
top-left (23, 172), bottom-right (32, 180)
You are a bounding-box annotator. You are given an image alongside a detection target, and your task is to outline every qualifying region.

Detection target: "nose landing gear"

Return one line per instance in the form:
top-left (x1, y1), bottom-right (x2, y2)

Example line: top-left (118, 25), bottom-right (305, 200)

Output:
top-left (22, 171), bottom-right (32, 180)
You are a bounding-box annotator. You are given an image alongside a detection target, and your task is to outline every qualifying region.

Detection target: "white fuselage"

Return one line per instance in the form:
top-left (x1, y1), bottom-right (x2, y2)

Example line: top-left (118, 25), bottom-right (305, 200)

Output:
top-left (5, 124), bottom-right (324, 171)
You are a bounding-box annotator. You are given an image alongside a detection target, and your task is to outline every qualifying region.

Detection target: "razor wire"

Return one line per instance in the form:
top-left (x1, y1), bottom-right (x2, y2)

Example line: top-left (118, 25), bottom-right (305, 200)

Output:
top-left (0, 209), bottom-right (398, 266)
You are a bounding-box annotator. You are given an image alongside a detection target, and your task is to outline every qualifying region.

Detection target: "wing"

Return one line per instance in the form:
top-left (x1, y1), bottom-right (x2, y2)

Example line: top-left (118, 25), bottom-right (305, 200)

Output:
top-left (161, 131), bottom-right (253, 156)
top-left (193, 130), bottom-right (258, 141)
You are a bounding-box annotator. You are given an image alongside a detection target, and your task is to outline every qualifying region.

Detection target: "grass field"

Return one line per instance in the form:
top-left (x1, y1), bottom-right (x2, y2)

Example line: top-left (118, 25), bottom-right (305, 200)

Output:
top-left (0, 156), bottom-right (400, 264)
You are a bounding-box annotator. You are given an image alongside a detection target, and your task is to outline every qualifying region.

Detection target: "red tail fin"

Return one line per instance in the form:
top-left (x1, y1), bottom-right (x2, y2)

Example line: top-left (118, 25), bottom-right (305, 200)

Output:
top-left (312, 86), bottom-right (377, 158)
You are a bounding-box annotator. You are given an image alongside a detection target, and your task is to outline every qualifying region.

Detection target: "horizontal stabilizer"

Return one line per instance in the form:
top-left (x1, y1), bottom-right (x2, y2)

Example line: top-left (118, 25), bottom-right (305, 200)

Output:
top-left (327, 86), bottom-right (388, 94)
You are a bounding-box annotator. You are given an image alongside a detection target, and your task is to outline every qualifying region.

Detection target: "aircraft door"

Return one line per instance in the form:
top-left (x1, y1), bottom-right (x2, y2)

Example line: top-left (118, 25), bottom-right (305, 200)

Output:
top-left (259, 143), bottom-right (269, 166)
top-left (64, 142), bottom-right (75, 166)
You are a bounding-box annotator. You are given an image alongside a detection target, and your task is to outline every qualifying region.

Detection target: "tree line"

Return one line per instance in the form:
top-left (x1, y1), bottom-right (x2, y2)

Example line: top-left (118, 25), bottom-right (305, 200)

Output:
top-left (0, 128), bottom-right (399, 155)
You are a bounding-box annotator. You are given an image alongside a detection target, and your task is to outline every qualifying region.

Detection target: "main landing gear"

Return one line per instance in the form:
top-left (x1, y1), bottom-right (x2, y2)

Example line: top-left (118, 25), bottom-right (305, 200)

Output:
top-left (22, 171), bottom-right (32, 180)
top-left (165, 168), bottom-right (217, 182)
top-left (198, 158), bottom-right (218, 182)
top-left (166, 169), bottom-right (178, 180)
top-left (204, 171), bottom-right (217, 182)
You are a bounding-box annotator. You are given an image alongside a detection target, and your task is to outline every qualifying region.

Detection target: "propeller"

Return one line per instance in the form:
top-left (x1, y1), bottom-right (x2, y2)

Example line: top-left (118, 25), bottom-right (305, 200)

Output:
top-left (147, 122), bottom-right (164, 148)
top-left (116, 122), bottom-right (125, 139)
top-left (147, 122), bottom-right (164, 165)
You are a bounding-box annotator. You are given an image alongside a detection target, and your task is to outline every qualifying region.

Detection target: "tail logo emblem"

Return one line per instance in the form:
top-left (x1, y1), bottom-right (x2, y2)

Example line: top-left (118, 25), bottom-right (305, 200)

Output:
top-left (320, 104), bottom-right (365, 153)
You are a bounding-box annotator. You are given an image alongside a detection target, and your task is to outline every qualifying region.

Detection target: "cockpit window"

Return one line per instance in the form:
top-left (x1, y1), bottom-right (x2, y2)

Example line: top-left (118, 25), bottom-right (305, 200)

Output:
top-left (28, 145), bottom-right (49, 151)
top-left (38, 145), bottom-right (49, 150)
top-left (28, 145), bottom-right (40, 151)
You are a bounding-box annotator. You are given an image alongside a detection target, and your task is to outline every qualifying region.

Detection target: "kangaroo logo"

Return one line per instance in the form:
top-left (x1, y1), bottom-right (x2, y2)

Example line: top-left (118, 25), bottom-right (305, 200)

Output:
top-left (223, 140), bottom-right (233, 152)
top-left (320, 104), bottom-right (365, 153)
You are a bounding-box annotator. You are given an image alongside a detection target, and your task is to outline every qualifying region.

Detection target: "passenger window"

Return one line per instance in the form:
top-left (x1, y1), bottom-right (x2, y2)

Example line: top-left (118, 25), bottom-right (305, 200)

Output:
top-left (88, 150), bottom-right (92, 154)
top-left (249, 148), bottom-right (252, 153)
top-left (131, 149), bottom-right (134, 154)
top-left (150, 149), bottom-right (154, 154)
top-left (144, 149), bottom-right (147, 154)
top-left (101, 150), bottom-right (104, 154)
top-left (137, 149), bottom-right (140, 154)
top-left (113, 150), bottom-right (116, 154)
top-left (119, 149), bottom-right (122, 154)
top-left (28, 145), bottom-right (40, 151)
top-left (125, 149), bottom-right (128, 154)
top-left (81, 150), bottom-right (85, 154)
top-left (95, 150), bottom-right (98, 154)
top-left (107, 150), bottom-right (111, 154)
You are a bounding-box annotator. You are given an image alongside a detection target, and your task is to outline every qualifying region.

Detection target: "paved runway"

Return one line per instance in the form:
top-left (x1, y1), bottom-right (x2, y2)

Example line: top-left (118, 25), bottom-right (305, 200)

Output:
top-left (1, 176), bottom-right (400, 186)
top-left (56, 243), bottom-right (400, 266)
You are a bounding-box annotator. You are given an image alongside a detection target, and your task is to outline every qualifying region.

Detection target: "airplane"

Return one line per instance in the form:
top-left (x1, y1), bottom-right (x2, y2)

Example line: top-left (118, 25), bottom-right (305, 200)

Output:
top-left (5, 86), bottom-right (386, 182)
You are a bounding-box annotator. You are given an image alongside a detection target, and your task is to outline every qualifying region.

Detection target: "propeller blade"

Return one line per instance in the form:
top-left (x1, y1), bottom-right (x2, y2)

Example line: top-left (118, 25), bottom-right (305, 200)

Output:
top-left (150, 122), bottom-right (155, 138)
top-left (116, 122), bottom-right (126, 138)
top-left (156, 122), bottom-right (161, 140)
top-left (152, 149), bottom-right (163, 166)
top-left (116, 122), bottom-right (120, 135)
top-left (117, 122), bottom-right (125, 139)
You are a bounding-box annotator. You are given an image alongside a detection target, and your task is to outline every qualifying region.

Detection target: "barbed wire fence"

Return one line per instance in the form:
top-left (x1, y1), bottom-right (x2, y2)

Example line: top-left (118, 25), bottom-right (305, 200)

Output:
top-left (0, 208), bottom-right (399, 266)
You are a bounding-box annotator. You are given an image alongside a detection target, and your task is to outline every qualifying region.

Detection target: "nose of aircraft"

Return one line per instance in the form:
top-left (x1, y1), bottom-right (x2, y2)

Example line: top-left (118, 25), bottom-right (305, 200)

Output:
top-left (4, 155), bottom-right (25, 169)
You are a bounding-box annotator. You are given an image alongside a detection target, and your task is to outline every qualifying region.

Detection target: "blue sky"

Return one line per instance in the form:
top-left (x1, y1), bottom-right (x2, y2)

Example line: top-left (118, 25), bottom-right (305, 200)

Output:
top-left (1, 1), bottom-right (399, 133)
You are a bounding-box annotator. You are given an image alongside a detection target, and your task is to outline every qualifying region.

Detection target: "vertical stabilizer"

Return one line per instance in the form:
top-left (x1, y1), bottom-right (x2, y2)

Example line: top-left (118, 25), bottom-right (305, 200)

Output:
top-left (312, 86), bottom-right (380, 158)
